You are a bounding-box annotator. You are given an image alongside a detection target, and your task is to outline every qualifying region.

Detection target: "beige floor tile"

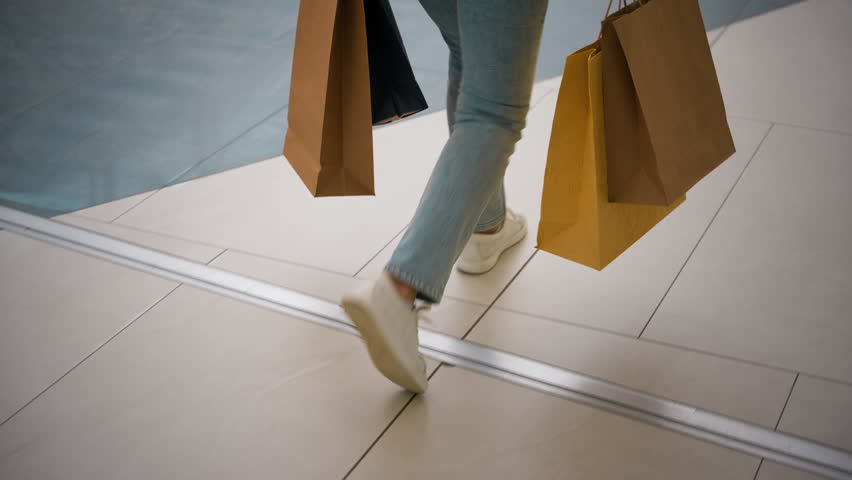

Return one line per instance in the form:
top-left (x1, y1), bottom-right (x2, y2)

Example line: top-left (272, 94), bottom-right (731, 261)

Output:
top-left (55, 214), bottom-right (224, 264)
top-left (357, 93), bottom-right (559, 305)
top-left (348, 366), bottom-right (760, 480)
top-left (210, 250), bottom-right (486, 339)
top-left (644, 126), bottom-right (852, 383)
top-left (70, 190), bottom-right (157, 222)
top-left (468, 308), bottom-right (795, 427)
top-left (495, 118), bottom-right (771, 335)
top-left (530, 77), bottom-right (562, 112)
top-left (530, 80), bottom-right (557, 109)
top-left (0, 285), bottom-right (429, 480)
top-left (777, 376), bottom-right (852, 452)
top-left (708, 26), bottom-right (725, 46)
top-left (356, 225), bottom-right (538, 307)
top-left (0, 232), bottom-right (177, 424)
top-left (757, 461), bottom-right (831, 480)
top-left (713, 0), bottom-right (852, 132)
top-left (534, 75), bottom-right (564, 93)
top-left (115, 109), bottom-right (451, 276)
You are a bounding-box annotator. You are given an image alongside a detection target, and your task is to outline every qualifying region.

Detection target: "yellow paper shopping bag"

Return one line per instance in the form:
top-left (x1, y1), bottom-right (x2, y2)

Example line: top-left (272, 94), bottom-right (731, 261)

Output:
top-left (536, 43), bottom-right (684, 270)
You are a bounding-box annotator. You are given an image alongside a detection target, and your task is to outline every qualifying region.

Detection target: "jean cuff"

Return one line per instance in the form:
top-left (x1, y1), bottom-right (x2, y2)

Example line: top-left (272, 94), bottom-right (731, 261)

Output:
top-left (384, 265), bottom-right (441, 304)
top-left (474, 210), bottom-right (506, 233)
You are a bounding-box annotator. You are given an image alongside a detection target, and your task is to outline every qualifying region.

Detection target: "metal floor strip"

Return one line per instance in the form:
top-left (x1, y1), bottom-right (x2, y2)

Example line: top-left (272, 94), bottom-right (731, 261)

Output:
top-left (1, 205), bottom-right (851, 480)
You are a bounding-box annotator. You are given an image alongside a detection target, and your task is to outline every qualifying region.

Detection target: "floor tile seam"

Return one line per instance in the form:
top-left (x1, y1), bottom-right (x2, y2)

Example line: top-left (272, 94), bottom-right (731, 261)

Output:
top-left (776, 428), bottom-right (852, 458)
top-left (221, 247), bottom-right (490, 307)
top-left (105, 189), bottom-right (160, 223)
top-left (0, 283), bottom-right (182, 429)
top-left (340, 358), bottom-right (455, 479)
top-left (206, 243), bottom-right (491, 307)
top-left (637, 122), bottom-right (776, 339)
top-left (642, 336), bottom-right (852, 388)
top-left (57, 213), bottom-right (232, 255)
top-left (459, 334), bottom-right (790, 429)
top-left (708, 29), bottom-right (723, 47)
top-left (110, 146), bottom-right (294, 224)
top-left (752, 458), bottom-right (764, 480)
top-left (796, 373), bottom-right (852, 390)
top-left (710, 0), bottom-right (755, 49)
top-left (466, 310), bottom-right (815, 432)
top-left (727, 115), bottom-right (852, 137)
top-left (338, 250), bottom-right (543, 478)
top-left (407, 348), bottom-right (852, 478)
top-left (338, 251), bottom-right (545, 478)
top-left (165, 102), bottom-right (290, 188)
top-left (339, 392), bottom-right (418, 479)
top-left (62, 196), bottom-right (147, 224)
top-left (493, 302), bottom-right (663, 338)
top-left (775, 373), bottom-right (800, 431)
top-left (108, 98), bottom-right (289, 224)
top-left (60, 223), bottom-right (490, 308)
top-left (530, 88), bottom-right (557, 110)
top-left (218, 246), bottom-right (390, 280)
top-left (460, 249), bottom-right (540, 341)
top-left (111, 189), bottom-right (164, 224)
top-left (205, 249), bottom-right (229, 266)
top-left (351, 223), bottom-right (408, 278)
top-left (482, 304), bottom-right (803, 379)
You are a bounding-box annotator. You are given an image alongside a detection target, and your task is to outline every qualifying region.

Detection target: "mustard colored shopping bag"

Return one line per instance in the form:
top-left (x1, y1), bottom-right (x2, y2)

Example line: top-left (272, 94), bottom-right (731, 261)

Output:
top-left (537, 43), bottom-right (683, 270)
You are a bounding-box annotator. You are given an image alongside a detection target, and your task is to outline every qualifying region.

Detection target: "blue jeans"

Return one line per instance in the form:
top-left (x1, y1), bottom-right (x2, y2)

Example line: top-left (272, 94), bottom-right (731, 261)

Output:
top-left (386, 0), bottom-right (548, 303)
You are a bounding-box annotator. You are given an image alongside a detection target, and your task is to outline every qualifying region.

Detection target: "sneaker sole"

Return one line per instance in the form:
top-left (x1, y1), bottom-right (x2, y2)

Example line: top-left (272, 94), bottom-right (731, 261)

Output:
top-left (456, 224), bottom-right (527, 275)
top-left (341, 297), bottom-right (427, 394)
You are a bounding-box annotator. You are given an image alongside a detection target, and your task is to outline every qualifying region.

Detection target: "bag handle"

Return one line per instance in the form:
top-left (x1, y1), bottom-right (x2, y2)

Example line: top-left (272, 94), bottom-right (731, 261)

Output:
top-left (599, 0), bottom-right (624, 39)
top-left (604, 0), bottom-right (626, 19)
top-left (599, 0), bottom-right (647, 38)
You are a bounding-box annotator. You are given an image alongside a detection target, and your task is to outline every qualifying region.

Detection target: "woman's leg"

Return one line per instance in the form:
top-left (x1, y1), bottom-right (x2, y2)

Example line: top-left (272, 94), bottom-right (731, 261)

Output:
top-left (418, 0), bottom-right (462, 133)
top-left (420, 0), bottom-right (507, 238)
top-left (387, 0), bottom-right (548, 303)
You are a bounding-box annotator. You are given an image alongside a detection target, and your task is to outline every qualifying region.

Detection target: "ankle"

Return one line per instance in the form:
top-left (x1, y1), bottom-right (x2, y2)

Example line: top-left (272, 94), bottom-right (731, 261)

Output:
top-left (477, 221), bottom-right (504, 235)
top-left (387, 273), bottom-right (417, 303)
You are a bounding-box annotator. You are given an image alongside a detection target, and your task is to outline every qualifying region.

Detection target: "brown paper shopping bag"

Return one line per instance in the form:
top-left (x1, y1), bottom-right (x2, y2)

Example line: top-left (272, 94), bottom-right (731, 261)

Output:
top-left (284, 0), bottom-right (374, 197)
top-left (601, 0), bottom-right (735, 206)
top-left (537, 43), bottom-right (683, 270)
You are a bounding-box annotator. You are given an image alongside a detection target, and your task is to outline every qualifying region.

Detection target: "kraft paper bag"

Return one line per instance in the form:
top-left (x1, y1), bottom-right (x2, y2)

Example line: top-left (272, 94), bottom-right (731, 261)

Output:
top-left (365, 0), bottom-right (428, 125)
top-left (537, 43), bottom-right (683, 270)
top-left (601, 0), bottom-right (735, 206)
top-left (284, 0), bottom-right (374, 197)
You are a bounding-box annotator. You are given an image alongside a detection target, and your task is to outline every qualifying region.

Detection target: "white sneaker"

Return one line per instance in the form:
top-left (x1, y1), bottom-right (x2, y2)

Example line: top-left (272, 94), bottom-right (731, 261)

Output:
top-left (456, 208), bottom-right (527, 275)
top-left (341, 272), bottom-right (428, 393)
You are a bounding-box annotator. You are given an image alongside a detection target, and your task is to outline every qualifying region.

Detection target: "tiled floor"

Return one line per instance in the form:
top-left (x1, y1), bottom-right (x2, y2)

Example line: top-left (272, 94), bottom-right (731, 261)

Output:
top-left (0, 286), bottom-right (429, 479)
top-left (0, 232), bottom-right (179, 424)
top-left (759, 461), bottom-right (834, 480)
top-left (643, 125), bottom-right (852, 384)
top-left (2, 1), bottom-right (851, 479)
top-left (347, 367), bottom-right (760, 480)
